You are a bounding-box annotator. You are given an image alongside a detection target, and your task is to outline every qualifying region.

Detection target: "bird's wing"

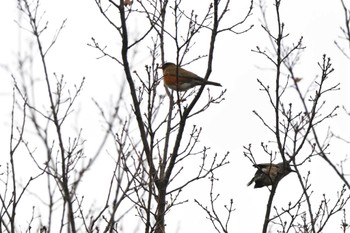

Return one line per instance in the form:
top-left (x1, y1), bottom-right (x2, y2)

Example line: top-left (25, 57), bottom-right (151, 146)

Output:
top-left (164, 67), bottom-right (202, 81)
top-left (177, 67), bottom-right (203, 80)
top-left (169, 67), bottom-right (221, 86)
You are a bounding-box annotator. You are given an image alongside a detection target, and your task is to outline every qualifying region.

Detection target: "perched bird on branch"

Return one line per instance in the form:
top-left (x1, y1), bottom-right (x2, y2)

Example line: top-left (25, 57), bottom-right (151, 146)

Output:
top-left (247, 162), bottom-right (294, 188)
top-left (159, 62), bottom-right (222, 92)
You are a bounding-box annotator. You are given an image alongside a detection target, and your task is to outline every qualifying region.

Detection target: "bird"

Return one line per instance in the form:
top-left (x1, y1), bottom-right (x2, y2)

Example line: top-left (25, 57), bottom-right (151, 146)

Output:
top-left (247, 162), bottom-right (294, 188)
top-left (159, 62), bottom-right (222, 92)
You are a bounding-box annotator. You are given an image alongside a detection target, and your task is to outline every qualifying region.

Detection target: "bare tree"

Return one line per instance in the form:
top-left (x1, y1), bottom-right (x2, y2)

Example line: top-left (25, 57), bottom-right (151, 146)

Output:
top-left (2, 0), bottom-right (253, 232)
top-left (92, 0), bottom-right (252, 232)
top-left (245, 0), bottom-right (349, 232)
top-left (1, 0), bottom-right (145, 232)
top-left (4, 0), bottom-right (349, 232)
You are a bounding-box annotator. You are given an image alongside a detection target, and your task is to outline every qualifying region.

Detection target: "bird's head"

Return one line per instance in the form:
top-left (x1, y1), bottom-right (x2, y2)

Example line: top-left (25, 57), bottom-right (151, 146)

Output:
top-left (159, 62), bottom-right (176, 70)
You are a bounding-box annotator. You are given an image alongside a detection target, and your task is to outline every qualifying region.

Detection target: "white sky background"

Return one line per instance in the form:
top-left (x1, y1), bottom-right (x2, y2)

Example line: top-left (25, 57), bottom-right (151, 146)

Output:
top-left (1, 0), bottom-right (350, 232)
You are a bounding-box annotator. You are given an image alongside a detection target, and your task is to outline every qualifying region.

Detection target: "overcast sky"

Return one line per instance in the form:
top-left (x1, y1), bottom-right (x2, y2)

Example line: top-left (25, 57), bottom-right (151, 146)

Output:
top-left (1, 0), bottom-right (350, 232)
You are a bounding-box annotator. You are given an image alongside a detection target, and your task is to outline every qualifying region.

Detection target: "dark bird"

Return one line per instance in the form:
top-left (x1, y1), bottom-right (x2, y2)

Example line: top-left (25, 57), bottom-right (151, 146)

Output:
top-left (159, 62), bottom-right (222, 92)
top-left (247, 162), bottom-right (294, 188)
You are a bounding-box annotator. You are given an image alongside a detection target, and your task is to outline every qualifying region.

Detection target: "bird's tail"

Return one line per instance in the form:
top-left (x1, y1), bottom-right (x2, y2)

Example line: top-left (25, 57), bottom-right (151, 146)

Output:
top-left (205, 80), bottom-right (222, 87)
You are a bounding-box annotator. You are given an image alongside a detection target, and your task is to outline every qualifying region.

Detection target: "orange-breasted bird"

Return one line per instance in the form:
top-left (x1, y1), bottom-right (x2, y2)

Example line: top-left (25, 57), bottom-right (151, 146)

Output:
top-left (247, 162), bottom-right (294, 188)
top-left (159, 62), bottom-right (222, 92)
